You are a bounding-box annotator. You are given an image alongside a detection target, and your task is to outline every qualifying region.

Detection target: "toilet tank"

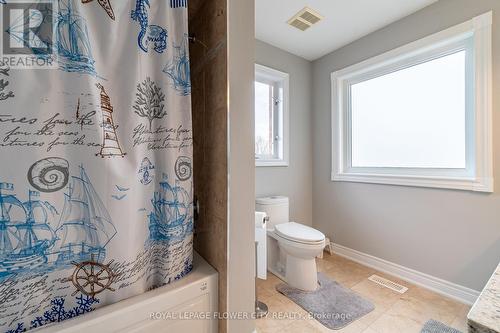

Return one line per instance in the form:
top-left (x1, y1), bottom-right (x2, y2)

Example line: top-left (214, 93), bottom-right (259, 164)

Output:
top-left (255, 196), bottom-right (289, 229)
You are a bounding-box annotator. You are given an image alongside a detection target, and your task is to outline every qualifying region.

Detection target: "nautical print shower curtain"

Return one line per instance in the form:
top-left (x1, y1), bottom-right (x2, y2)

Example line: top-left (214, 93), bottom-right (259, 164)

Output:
top-left (0, 0), bottom-right (193, 331)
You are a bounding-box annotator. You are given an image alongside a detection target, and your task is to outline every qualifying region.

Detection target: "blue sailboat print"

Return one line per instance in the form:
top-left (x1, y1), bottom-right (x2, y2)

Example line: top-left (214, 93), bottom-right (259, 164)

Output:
top-left (6, 0), bottom-right (97, 75)
top-left (0, 185), bottom-right (57, 277)
top-left (5, 1), bottom-right (53, 57)
top-left (52, 165), bottom-right (116, 265)
top-left (147, 176), bottom-right (192, 244)
top-left (56, 0), bottom-right (97, 75)
top-left (163, 35), bottom-right (191, 96)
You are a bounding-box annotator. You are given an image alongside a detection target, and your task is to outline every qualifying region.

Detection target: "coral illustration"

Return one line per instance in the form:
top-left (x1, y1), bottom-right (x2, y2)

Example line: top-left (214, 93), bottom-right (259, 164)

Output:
top-left (8, 294), bottom-right (99, 332)
top-left (133, 77), bottom-right (166, 130)
top-left (5, 323), bottom-right (25, 333)
top-left (30, 294), bottom-right (99, 329)
top-left (175, 258), bottom-right (193, 281)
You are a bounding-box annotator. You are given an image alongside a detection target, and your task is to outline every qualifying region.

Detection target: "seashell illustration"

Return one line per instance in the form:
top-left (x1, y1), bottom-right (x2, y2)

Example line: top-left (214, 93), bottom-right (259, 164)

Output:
top-left (175, 156), bottom-right (192, 181)
top-left (28, 157), bottom-right (70, 193)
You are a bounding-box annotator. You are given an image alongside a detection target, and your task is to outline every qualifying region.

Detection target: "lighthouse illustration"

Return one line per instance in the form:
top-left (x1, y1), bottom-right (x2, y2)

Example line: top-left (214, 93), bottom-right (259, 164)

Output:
top-left (95, 83), bottom-right (126, 158)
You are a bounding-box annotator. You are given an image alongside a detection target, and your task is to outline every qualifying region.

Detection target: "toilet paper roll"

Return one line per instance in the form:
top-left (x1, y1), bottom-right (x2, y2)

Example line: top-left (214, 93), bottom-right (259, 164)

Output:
top-left (255, 228), bottom-right (267, 279)
top-left (255, 211), bottom-right (267, 229)
top-left (255, 211), bottom-right (267, 279)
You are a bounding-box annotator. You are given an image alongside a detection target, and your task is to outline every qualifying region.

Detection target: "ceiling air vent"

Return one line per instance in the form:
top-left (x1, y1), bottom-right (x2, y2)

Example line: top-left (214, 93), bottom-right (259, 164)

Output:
top-left (287, 7), bottom-right (323, 31)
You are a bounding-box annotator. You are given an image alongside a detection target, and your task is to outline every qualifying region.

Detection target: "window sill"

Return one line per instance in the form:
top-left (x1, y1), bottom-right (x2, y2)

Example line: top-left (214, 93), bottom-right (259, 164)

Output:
top-left (331, 171), bottom-right (493, 193)
top-left (256, 160), bottom-right (289, 167)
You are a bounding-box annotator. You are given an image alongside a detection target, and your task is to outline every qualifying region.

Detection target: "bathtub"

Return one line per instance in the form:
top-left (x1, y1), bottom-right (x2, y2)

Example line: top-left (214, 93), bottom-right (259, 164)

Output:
top-left (36, 252), bottom-right (218, 333)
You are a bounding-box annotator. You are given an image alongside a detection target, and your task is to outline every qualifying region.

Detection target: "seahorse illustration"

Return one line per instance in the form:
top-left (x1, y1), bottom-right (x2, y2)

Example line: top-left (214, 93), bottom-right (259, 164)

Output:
top-left (131, 0), bottom-right (150, 52)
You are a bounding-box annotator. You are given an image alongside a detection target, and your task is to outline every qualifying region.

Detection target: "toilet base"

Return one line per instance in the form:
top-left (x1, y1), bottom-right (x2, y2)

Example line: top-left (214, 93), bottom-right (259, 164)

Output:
top-left (285, 255), bottom-right (319, 291)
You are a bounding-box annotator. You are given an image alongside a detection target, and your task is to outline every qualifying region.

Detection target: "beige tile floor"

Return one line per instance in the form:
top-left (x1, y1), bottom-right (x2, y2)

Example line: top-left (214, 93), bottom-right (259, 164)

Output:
top-left (255, 252), bottom-right (470, 333)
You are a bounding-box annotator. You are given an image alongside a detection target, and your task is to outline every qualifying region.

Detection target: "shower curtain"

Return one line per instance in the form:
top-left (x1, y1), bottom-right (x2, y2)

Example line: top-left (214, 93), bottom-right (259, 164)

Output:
top-left (0, 0), bottom-right (193, 332)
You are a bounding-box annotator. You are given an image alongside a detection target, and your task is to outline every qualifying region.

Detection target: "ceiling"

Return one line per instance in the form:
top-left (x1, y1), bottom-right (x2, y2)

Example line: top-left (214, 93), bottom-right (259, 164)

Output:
top-left (255, 0), bottom-right (438, 61)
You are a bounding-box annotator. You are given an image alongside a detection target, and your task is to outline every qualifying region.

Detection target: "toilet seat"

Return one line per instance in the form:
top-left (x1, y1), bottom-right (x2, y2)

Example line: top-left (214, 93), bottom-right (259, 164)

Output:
top-left (274, 222), bottom-right (325, 245)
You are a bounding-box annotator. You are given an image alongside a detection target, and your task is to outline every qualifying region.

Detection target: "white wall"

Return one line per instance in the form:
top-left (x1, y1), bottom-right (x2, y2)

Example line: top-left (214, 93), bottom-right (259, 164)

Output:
top-left (255, 40), bottom-right (313, 226)
top-left (312, 0), bottom-right (500, 291)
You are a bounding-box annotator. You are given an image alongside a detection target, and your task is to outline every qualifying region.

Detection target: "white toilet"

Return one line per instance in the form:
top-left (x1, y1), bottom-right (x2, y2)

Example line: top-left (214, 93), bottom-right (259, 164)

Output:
top-left (256, 196), bottom-right (325, 291)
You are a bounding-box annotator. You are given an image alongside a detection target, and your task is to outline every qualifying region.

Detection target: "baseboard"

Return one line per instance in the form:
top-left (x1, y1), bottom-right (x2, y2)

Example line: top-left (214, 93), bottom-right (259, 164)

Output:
top-left (331, 243), bottom-right (480, 305)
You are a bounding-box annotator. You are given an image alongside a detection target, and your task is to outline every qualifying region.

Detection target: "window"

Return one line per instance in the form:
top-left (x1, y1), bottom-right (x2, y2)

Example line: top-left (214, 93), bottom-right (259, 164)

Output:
top-left (255, 64), bottom-right (289, 166)
top-left (331, 12), bottom-right (493, 192)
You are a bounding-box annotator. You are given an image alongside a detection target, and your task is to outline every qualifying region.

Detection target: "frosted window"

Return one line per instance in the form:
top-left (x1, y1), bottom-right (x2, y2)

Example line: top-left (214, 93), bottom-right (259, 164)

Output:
top-left (255, 64), bottom-right (289, 166)
top-left (350, 51), bottom-right (467, 169)
top-left (255, 81), bottom-right (273, 157)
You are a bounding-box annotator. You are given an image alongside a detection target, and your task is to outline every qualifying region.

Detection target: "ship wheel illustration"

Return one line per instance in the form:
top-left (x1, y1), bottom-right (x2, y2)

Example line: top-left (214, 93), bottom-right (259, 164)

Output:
top-left (67, 257), bottom-right (117, 298)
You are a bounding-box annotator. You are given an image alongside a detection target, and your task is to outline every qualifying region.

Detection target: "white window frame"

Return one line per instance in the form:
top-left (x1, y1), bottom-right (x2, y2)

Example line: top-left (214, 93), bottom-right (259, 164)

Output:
top-left (331, 12), bottom-right (493, 192)
top-left (255, 63), bottom-right (290, 167)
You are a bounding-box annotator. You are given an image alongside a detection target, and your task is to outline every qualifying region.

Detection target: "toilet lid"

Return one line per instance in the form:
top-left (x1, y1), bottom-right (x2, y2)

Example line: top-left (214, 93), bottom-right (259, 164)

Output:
top-left (275, 222), bottom-right (325, 244)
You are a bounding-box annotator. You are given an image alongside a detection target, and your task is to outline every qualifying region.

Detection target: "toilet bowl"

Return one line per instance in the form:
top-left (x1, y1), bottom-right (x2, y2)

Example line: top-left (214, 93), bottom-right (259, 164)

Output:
top-left (256, 196), bottom-right (326, 291)
top-left (275, 222), bottom-right (325, 290)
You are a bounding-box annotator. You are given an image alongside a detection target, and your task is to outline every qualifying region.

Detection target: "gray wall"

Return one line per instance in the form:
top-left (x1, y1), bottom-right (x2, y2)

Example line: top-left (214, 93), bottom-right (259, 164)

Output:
top-left (255, 40), bottom-right (313, 226)
top-left (312, 0), bottom-right (500, 291)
